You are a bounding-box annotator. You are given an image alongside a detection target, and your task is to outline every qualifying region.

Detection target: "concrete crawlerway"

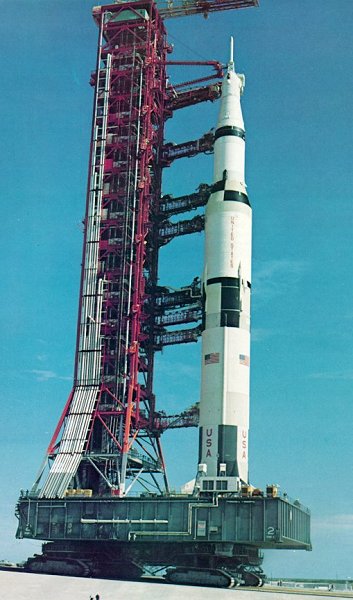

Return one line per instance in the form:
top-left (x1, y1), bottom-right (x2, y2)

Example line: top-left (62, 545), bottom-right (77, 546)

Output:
top-left (1, 572), bottom-right (352, 600)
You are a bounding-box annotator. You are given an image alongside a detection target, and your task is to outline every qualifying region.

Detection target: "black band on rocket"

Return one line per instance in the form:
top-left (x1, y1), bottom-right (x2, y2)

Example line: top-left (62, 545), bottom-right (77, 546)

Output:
top-left (211, 181), bottom-right (251, 206)
top-left (214, 126), bottom-right (245, 141)
top-left (207, 276), bottom-right (239, 286)
top-left (224, 190), bottom-right (251, 206)
top-left (207, 276), bottom-right (251, 289)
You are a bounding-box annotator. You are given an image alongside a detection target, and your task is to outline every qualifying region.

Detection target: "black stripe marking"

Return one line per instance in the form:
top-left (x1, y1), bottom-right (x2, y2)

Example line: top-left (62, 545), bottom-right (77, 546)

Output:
top-left (207, 276), bottom-right (239, 286)
top-left (212, 180), bottom-right (226, 192)
top-left (211, 181), bottom-right (251, 206)
top-left (222, 286), bottom-right (240, 310)
top-left (221, 278), bottom-right (240, 328)
top-left (207, 276), bottom-right (251, 289)
top-left (215, 126), bottom-right (245, 141)
top-left (221, 310), bottom-right (240, 328)
top-left (218, 425), bottom-right (238, 477)
top-left (224, 190), bottom-right (251, 206)
top-left (201, 284), bottom-right (206, 332)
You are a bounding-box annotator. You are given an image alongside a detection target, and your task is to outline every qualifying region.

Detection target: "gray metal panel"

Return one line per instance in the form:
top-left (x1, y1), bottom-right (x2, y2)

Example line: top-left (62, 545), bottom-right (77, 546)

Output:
top-left (17, 496), bottom-right (311, 550)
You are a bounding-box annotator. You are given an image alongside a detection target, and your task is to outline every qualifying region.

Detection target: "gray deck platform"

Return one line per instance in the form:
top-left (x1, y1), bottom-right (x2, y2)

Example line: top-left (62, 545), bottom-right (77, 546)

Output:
top-left (16, 494), bottom-right (310, 550)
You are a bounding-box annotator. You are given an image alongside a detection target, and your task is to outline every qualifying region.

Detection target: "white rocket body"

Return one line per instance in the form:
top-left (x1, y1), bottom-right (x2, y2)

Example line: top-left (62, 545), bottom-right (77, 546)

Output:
top-left (199, 47), bottom-right (251, 488)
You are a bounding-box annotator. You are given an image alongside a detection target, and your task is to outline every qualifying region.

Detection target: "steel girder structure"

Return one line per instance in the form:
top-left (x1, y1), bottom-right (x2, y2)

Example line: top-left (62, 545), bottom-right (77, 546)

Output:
top-left (34, 1), bottom-right (169, 499)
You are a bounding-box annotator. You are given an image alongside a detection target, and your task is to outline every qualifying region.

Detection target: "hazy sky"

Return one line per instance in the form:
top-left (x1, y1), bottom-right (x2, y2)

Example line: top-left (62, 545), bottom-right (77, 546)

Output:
top-left (0, 0), bottom-right (352, 580)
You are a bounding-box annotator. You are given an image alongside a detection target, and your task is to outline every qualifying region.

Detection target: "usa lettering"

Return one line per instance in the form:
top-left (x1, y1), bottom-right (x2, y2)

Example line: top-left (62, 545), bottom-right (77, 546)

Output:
top-left (241, 430), bottom-right (247, 459)
top-left (205, 428), bottom-right (213, 457)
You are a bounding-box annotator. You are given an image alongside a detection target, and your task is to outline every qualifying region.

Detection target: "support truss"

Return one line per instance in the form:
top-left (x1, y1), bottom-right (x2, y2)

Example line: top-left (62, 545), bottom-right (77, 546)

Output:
top-left (36, 1), bottom-right (169, 499)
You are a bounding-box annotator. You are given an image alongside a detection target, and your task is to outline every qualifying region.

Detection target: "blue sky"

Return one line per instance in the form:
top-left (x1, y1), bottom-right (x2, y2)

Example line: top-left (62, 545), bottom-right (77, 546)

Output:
top-left (1, 0), bottom-right (352, 580)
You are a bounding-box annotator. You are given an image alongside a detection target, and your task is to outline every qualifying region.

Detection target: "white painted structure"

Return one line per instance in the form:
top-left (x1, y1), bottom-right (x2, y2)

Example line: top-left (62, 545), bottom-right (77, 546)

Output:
top-left (199, 40), bottom-right (251, 489)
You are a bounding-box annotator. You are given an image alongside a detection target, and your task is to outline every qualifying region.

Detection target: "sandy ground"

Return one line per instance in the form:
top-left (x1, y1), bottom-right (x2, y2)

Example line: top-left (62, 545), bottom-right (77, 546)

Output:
top-left (1, 571), bottom-right (350, 600)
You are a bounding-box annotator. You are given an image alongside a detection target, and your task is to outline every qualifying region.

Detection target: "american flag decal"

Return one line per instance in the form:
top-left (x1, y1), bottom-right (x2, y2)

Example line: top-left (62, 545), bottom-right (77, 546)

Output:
top-left (239, 354), bottom-right (250, 366)
top-left (205, 352), bottom-right (220, 365)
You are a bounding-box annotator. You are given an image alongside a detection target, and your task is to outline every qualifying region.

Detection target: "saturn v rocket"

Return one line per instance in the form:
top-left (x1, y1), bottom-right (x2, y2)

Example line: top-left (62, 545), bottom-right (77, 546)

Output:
top-left (198, 40), bottom-right (251, 491)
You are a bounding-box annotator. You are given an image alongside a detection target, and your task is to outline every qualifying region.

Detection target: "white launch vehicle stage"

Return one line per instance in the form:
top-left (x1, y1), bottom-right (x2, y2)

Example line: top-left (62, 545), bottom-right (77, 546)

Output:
top-left (199, 39), bottom-right (251, 490)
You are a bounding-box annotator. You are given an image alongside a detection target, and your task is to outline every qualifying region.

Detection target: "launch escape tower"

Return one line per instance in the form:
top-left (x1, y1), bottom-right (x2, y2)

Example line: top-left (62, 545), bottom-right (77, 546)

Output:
top-left (16, 0), bottom-right (311, 587)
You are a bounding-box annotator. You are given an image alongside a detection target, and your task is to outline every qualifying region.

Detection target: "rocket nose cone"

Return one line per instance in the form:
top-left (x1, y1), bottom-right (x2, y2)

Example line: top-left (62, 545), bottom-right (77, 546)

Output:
top-left (223, 70), bottom-right (243, 96)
